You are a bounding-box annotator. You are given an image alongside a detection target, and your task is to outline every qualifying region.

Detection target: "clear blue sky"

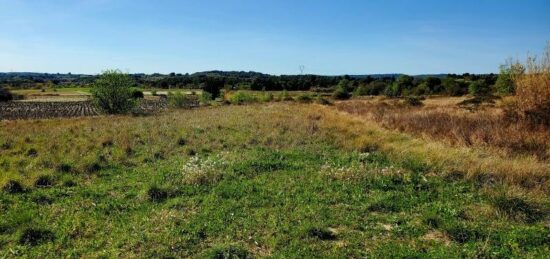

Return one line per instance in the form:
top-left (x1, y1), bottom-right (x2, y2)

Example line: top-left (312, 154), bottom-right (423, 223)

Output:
top-left (1, 0), bottom-right (549, 75)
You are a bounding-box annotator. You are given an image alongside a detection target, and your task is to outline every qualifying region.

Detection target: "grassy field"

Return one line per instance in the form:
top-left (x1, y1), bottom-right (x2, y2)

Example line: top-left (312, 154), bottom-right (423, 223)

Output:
top-left (0, 103), bottom-right (549, 257)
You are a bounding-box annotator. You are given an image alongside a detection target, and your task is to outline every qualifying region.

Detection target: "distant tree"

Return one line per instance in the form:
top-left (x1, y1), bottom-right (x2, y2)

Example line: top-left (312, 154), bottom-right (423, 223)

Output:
top-left (203, 76), bottom-right (223, 99)
top-left (468, 80), bottom-right (491, 96)
top-left (423, 77), bottom-right (442, 93)
top-left (442, 77), bottom-right (465, 96)
top-left (336, 79), bottom-right (353, 92)
top-left (385, 75), bottom-right (414, 97)
top-left (91, 70), bottom-right (137, 114)
top-left (366, 81), bottom-right (387, 95)
top-left (333, 79), bottom-right (351, 100)
top-left (411, 82), bottom-right (431, 95)
top-left (353, 84), bottom-right (369, 96)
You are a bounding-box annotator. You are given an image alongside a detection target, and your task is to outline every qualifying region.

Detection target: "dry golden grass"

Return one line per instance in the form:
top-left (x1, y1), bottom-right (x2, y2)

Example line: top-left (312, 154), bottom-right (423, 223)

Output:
top-left (335, 98), bottom-right (550, 161)
top-left (327, 101), bottom-right (549, 193)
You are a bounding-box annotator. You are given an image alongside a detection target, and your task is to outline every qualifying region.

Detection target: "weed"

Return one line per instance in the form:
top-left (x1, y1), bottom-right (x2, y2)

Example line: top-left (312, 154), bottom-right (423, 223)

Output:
top-left (27, 148), bottom-right (38, 157)
top-left (492, 195), bottom-right (545, 223)
top-left (3, 180), bottom-right (24, 194)
top-left (307, 227), bottom-right (338, 240)
top-left (205, 244), bottom-right (251, 259)
top-left (18, 228), bottom-right (54, 246)
top-left (34, 175), bottom-right (54, 188)
top-left (148, 185), bottom-right (169, 202)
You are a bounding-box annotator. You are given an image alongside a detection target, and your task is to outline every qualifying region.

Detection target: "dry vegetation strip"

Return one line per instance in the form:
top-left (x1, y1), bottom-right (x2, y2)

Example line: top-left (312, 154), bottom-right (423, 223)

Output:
top-left (327, 100), bottom-right (549, 194)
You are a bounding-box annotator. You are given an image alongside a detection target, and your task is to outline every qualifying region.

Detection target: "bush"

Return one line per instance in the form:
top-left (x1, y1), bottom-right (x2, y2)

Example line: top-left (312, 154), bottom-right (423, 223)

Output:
top-left (279, 90), bottom-right (293, 101)
top-left (353, 85), bottom-right (369, 96)
top-left (332, 86), bottom-right (351, 100)
top-left (91, 70), bottom-right (137, 114)
top-left (260, 92), bottom-right (274, 102)
top-left (295, 93), bottom-right (314, 103)
top-left (168, 92), bottom-right (195, 108)
top-left (3, 180), bottom-right (24, 194)
top-left (131, 89), bottom-right (144, 99)
top-left (468, 80), bottom-right (491, 96)
top-left (229, 91), bottom-right (258, 104)
top-left (510, 43), bottom-right (550, 126)
top-left (34, 175), bottom-right (54, 188)
top-left (199, 91), bottom-right (213, 104)
top-left (147, 185), bottom-right (169, 202)
top-left (18, 228), bottom-right (54, 246)
top-left (495, 61), bottom-right (519, 95)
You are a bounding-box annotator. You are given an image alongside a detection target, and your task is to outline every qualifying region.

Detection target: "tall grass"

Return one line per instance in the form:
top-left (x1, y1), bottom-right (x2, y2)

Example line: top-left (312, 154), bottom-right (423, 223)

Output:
top-left (335, 99), bottom-right (550, 161)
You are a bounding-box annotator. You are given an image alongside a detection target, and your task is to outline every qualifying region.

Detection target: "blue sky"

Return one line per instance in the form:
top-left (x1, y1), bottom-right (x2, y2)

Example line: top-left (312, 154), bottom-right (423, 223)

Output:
top-left (0, 0), bottom-right (549, 75)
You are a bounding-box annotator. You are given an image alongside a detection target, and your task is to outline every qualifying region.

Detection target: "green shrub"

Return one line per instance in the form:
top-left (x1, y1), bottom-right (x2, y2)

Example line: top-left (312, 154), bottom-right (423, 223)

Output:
top-left (495, 61), bottom-right (518, 95)
top-left (468, 80), bottom-right (491, 96)
top-left (199, 91), bottom-right (213, 104)
top-left (91, 70), bottom-right (137, 114)
top-left (229, 91), bottom-right (258, 105)
top-left (279, 90), bottom-right (293, 101)
top-left (168, 92), bottom-right (195, 108)
top-left (295, 93), bottom-right (314, 103)
top-left (353, 85), bottom-right (369, 96)
top-left (260, 92), bottom-right (274, 102)
top-left (332, 86), bottom-right (351, 100)
top-left (131, 89), bottom-right (144, 99)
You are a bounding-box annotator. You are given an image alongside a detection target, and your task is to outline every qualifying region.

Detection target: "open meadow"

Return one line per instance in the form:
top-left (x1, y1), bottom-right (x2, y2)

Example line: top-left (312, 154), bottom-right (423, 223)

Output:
top-left (1, 101), bottom-right (549, 258)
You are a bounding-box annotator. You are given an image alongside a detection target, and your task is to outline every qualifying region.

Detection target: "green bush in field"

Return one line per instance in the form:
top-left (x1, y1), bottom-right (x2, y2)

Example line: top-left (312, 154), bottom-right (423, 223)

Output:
top-left (495, 62), bottom-right (520, 95)
top-left (131, 89), bottom-right (144, 99)
top-left (295, 93), bottom-right (314, 103)
top-left (260, 92), bottom-right (274, 102)
top-left (333, 86), bottom-right (351, 100)
top-left (468, 80), bottom-right (491, 96)
top-left (168, 92), bottom-right (194, 108)
top-left (229, 91), bottom-right (258, 104)
top-left (199, 91), bottom-right (213, 104)
top-left (353, 84), bottom-right (370, 96)
top-left (91, 70), bottom-right (136, 114)
top-left (279, 90), bottom-right (293, 101)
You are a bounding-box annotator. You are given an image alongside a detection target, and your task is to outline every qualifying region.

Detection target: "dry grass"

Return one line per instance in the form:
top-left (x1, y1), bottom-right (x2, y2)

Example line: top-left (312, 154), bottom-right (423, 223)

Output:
top-left (328, 100), bottom-right (549, 193)
top-left (335, 98), bottom-right (550, 161)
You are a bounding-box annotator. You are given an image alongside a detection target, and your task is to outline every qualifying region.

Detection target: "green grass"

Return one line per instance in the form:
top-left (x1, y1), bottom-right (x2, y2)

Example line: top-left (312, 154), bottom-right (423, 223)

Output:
top-left (0, 104), bottom-right (548, 257)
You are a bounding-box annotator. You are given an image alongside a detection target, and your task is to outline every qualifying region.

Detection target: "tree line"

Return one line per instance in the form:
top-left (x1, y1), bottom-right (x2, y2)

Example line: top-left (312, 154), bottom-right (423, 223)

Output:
top-left (1, 71), bottom-right (511, 97)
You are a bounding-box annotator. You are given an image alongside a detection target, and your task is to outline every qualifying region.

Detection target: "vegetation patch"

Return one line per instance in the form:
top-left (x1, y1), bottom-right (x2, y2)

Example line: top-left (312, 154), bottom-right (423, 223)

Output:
top-left (18, 228), bottom-right (55, 246)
